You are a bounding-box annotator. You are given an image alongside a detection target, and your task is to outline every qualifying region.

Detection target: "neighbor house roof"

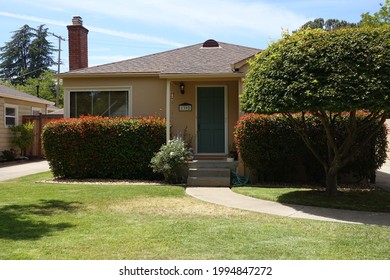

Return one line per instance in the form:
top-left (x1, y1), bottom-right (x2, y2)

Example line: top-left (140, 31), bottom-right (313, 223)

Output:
top-left (0, 84), bottom-right (54, 105)
top-left (60, 40), bottom-right (260, 77)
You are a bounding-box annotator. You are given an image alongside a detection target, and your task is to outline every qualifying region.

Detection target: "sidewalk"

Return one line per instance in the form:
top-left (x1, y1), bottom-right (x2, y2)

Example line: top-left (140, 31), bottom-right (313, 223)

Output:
top-left (0, 160), bottom-right (50, 181)
top-left (186, 187), bottom-right (390, 227)
top-left (186, 162), bottom-right (390, 227)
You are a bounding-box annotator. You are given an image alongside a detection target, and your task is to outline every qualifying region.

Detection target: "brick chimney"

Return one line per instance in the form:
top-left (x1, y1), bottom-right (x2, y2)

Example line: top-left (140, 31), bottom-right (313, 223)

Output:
top-left (67, 16), bottom-right (89, 70)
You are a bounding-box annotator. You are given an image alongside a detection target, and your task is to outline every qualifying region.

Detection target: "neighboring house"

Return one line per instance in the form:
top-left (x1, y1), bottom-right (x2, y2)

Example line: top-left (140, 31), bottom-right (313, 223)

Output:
top-left (60, 17), bottom-right (261, 160)
top-left (0, 84), bottom-right (54, 152)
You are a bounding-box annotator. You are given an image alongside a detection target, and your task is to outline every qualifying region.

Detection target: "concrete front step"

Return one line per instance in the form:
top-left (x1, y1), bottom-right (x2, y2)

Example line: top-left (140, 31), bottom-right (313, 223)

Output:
top-left (187, 176), bottom-right (231, 187)
top-left (187, 160), bottom-right (238, 187)
top-left (188, 160), bottom-right (238, 172)
top-left (188, 167), bottom-right (230, 178)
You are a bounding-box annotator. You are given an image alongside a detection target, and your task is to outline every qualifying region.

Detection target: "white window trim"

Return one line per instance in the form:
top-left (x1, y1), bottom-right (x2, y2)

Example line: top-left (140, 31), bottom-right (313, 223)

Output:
top-left (4, 103), bottom-right (19, 128)
top-left (64, 86), bottom-right (132, 118)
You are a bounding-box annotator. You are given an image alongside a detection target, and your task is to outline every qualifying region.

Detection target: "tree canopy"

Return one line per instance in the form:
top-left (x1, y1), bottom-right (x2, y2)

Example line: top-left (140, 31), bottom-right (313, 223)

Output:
top-left (242, 26), bottom-right (390, 114)
top-left (0, 24), bottom-right (55, 85)
top-left (241, 26), bottom-right (390, 196)
top-left (361, 0), bottom-right (390, 26)
top-left (299, 18), bottom-right (357, 30)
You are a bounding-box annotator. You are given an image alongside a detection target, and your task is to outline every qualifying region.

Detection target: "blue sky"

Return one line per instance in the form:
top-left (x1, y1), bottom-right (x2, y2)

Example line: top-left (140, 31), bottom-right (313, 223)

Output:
top-left (0, 0), bottom-right (380, 73)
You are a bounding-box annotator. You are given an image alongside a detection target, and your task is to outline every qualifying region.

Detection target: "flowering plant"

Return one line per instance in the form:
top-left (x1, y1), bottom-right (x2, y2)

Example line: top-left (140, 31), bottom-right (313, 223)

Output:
top-left (150, 138), bottom-right (192, 183)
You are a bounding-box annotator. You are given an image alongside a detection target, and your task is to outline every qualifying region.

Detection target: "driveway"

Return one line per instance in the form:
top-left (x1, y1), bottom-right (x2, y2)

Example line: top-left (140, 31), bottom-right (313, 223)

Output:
top-left (0, 160), bottom-right (50, 181)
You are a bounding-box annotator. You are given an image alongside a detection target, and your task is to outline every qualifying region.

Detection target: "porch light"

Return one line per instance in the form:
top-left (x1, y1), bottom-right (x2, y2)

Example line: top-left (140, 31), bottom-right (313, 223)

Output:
top-left (180, 82), bottom-right (185, 94)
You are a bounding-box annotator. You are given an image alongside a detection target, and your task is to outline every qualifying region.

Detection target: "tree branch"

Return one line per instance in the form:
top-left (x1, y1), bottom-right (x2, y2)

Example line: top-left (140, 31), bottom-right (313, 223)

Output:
top-left (283, 112), bottom-right (327, 168)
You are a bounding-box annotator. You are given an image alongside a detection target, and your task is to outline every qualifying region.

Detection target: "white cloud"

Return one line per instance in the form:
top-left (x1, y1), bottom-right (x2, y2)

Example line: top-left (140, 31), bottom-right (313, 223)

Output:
top-left (0, 11), bottom-right (184, 47)
top-left (21, 0), bottom-right (309, 38)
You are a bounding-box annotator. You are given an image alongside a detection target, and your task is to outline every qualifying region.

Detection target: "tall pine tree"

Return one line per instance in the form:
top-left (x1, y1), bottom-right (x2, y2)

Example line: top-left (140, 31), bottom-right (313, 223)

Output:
top-left (0, 24), bottom-right (55, 85)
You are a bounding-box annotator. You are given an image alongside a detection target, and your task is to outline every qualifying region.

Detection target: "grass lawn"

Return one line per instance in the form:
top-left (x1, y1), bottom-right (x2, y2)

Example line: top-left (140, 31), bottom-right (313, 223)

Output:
top-left (0, 172), bottom-right (389, 260)
top-left (232, 186), bottom-right (390, 212)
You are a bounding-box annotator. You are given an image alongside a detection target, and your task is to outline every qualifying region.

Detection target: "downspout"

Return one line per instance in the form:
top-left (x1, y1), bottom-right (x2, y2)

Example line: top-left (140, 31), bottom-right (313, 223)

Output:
top-left (166, 80), bottom-right (171, 144)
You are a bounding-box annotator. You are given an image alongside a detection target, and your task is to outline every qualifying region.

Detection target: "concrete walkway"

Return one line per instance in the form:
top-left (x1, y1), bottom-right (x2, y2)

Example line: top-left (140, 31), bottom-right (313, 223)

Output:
top-left (186, 187), bottom-right (390, 227)
top-left (187, 162), bottom-right (390, 227)
top-left (0, 160), bottom-right (50, 181)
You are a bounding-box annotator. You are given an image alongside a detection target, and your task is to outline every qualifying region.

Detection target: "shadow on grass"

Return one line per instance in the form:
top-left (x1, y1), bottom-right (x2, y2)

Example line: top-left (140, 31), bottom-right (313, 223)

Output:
top-left (276, 190), bottom-right (390, 227)
top-left (0, 200), bottom-right (81, 240)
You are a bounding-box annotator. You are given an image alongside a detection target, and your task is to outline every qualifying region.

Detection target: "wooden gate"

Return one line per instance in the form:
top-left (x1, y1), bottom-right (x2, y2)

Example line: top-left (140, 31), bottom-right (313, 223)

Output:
top-left (22, 114), bottom-right (63, 158)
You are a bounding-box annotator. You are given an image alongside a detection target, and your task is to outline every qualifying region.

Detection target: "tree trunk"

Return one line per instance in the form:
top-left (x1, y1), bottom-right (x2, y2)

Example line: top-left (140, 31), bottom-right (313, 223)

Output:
top-left (325, 169), bottom-right (338, 197)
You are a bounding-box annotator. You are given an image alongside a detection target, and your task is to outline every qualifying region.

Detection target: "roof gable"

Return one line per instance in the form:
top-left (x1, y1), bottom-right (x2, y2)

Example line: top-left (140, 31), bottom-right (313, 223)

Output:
top-left (63, 41), bottom-right (260, 76)
top-left (0, 84), bottom-right (54, 105)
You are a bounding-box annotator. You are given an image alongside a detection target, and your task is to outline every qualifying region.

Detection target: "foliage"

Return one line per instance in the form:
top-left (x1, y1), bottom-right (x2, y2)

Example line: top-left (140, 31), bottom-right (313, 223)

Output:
top-left (0, 70), bottom-right (63, 106)
top-left (299, 18), bottom-right (357, 30)
top-left (242, 27), bottom-right (390, 113)
top-left (0, 24), bottom-right (55, 85)
top-left (150, 138), bottom-right (192, 183)
top-left (42, 116), bottom-right (166, 179)
top-left (361, 0), bottom-right (390, 26)
top-left (1, 149), bottom-right (17, 161)
top-left (241, 26), bottom-right (390, 196)
top-left (234, 114), bottom-right (388, 184)
top-left (9, 122), bottom-right (35, 156)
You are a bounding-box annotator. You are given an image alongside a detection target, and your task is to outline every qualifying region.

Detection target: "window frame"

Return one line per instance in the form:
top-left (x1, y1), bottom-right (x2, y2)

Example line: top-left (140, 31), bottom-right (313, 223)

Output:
top-left (4, 104), bottom-right (19, 128)
top-left (65, 87), bottom-right (132, 118)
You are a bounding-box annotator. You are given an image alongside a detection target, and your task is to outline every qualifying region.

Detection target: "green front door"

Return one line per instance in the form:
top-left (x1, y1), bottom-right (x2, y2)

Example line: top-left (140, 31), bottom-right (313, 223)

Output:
top-left (197, 87), bottom-right (225, 153)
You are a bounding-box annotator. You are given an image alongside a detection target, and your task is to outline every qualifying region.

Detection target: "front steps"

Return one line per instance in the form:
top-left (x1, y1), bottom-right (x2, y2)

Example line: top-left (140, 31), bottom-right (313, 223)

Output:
top-left (187, 160), bottom-right (238, 187)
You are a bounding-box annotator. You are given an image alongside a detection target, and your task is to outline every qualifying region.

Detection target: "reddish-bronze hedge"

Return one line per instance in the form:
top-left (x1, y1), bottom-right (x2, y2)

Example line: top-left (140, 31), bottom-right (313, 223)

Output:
top-left (234, 113), bottom-right (387, 184)
top-left (42, 116), bottom-right (166, 179)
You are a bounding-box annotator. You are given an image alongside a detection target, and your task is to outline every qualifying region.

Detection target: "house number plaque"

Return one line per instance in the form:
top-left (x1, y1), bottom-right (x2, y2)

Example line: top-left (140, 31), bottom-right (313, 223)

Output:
top-left (179, 103), bottom-right (192, 112)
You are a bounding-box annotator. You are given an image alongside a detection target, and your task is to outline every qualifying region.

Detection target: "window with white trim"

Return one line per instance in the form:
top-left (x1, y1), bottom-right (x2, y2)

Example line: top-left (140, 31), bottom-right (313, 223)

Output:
top-left (4, 104), bottom-right (18, 127)
top-left (69, 90), bottom-right (129, 118)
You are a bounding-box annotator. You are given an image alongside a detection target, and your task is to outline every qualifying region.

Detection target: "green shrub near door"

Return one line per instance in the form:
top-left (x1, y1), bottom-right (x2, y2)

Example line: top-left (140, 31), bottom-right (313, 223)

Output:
top-left (234, 113), bottom-right (388, 184)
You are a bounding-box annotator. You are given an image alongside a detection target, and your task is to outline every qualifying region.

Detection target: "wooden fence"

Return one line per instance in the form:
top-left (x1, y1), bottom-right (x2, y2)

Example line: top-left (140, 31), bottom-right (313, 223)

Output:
top-left (22, 114), bottom-right (63, 158)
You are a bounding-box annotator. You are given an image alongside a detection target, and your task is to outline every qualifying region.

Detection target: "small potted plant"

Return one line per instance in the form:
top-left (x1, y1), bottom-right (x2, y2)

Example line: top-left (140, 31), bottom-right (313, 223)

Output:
top-left (227, 144), bottom-right (238, 162)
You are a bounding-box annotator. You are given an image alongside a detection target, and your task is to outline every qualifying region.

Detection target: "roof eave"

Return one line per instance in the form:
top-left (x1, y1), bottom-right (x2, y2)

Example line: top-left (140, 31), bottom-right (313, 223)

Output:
top-left (58, 72), bottom-right (161, 78)
top-left (0, 93), bottom-right (54, 105)
top-left (159, 73), bottom-right (245, 80)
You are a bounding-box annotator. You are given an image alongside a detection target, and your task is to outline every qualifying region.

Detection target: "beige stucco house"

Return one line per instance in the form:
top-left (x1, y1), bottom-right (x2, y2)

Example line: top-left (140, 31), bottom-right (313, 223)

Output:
top-left (0, 84), bottom-right (54, 152)
top-left (61, 17), bottom-right (260, 158)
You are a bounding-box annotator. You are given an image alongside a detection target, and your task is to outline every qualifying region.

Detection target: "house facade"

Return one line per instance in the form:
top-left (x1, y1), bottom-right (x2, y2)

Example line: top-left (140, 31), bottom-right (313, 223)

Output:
top-left (0, 84), bottom-right (54, 152)
top-left (60, 17), bottom-right (260, 161)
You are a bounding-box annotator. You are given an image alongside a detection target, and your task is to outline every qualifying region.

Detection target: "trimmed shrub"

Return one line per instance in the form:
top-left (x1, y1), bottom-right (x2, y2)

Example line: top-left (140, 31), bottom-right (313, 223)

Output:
top-left (234, 113), bottom-right (388, 184)
top-left (42, 116), bottom-right (166, 179)
top-left (150, 138), bottom-right (192, 184)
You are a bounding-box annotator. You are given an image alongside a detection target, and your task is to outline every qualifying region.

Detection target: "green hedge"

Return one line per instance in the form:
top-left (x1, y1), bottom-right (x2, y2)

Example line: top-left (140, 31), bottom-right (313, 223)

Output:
top-left (42, 116), bottom-right (166, 179)
top-left (234, 113), bottom-right (388, 184)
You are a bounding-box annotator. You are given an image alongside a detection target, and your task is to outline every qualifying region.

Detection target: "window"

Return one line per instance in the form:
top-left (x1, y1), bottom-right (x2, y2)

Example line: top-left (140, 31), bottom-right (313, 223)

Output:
top-left (69, 90), bottom-right (129, 118)
top-left (4, 104), bottom-right (18, 127)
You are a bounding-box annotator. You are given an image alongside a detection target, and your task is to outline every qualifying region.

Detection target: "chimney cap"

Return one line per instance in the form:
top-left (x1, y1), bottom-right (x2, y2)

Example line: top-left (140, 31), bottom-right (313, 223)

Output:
top-left (72, 16), bottom-right (83, 25)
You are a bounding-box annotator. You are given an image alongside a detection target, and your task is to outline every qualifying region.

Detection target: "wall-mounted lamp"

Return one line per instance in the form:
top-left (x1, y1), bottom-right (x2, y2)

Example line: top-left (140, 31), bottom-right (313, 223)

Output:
top-left (180, 82), bottom-right (185, 94)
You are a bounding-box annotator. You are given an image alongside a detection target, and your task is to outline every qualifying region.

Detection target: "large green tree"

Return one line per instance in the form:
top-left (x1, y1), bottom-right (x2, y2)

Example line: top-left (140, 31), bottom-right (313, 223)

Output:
top-left (241, 26), bottom-right (390, 196)
top-left (361, 0), bottom-right (390, 26)
top-left (0, 24), bottom-right (55, 85)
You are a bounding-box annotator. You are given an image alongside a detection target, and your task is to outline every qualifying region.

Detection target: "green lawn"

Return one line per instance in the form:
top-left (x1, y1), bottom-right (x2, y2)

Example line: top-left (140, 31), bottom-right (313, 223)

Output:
top-left (232, 186), bottom-right (390, 212)
top-left (0, 172), bottom-right (389, 260)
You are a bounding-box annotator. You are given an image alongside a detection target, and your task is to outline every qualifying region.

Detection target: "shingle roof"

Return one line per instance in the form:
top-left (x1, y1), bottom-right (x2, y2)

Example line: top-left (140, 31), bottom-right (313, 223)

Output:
top-left (0, 84), bottom-right (54, 105)
top-left (64, 41), bottom-right (260, 75)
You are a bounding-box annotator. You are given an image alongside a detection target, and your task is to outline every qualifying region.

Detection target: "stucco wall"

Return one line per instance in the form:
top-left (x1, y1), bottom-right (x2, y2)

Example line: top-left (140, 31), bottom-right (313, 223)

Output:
top-left (63, 76), bottom-right (167, 118)
top-left (63, 76), bottom-right (241, 155)
top-left (170, 80), bottom-right (239, 154)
